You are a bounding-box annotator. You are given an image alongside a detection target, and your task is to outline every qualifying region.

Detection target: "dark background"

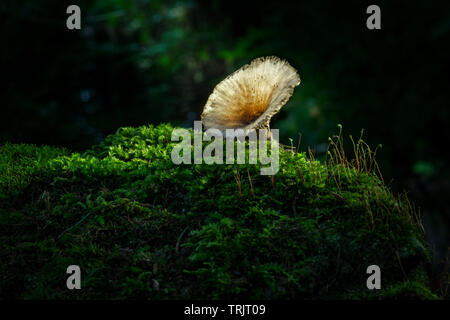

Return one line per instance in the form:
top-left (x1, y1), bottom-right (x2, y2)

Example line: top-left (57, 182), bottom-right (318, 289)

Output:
top-left (1, 1), bottom-right (449, 274)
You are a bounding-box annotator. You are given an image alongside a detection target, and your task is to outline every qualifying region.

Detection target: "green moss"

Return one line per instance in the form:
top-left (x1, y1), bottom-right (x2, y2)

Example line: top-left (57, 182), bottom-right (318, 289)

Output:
top-left (0, 143), bottom-right (69, 199)
top-left (0, 124), bottom-right (439, 299)
top-left (356, 281), bottom-right (439, 300)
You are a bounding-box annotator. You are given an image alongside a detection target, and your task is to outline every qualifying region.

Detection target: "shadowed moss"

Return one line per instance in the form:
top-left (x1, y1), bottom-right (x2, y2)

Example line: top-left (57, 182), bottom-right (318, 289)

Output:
top-left (0, 124), bottom-right (439, 299)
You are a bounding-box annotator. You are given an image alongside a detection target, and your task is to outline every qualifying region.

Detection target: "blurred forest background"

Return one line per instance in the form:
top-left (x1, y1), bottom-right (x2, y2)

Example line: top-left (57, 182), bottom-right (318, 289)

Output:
top-left (1, 0), bottom-right (449, 276)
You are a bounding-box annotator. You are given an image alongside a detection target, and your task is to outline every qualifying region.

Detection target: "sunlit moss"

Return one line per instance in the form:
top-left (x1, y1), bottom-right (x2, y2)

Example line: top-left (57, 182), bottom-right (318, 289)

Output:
top-left (0, 124), bottom-right (438, 299)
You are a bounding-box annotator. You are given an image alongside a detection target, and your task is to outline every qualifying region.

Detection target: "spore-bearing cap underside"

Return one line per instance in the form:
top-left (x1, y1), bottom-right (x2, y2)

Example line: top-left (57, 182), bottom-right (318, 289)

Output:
top-left (201, 56), bottom-right (301, 134)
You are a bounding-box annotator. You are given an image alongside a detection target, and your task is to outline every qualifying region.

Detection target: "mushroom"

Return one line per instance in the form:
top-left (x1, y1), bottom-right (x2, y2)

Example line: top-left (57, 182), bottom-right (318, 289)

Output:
top-left (201, 56), bottom-right (300, 137)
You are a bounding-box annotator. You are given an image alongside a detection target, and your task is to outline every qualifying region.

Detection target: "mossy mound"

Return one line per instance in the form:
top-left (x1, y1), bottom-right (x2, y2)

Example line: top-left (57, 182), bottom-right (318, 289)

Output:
top-left (0, 124), bottom-right (438, 299)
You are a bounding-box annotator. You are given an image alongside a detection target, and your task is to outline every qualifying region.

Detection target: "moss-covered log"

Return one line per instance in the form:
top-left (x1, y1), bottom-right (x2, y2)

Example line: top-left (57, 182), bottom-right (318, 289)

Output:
top-left (0, 124), bottom-right (438, 299)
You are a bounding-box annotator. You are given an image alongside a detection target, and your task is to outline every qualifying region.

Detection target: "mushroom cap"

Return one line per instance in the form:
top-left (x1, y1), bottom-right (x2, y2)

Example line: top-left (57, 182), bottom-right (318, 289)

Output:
top-left (201, 56), bottom-right (300, 133)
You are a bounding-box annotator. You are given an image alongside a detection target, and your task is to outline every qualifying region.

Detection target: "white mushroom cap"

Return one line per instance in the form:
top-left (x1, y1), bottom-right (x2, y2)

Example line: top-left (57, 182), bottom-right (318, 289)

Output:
top-left (201, 56), bottom-right (300, 134)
